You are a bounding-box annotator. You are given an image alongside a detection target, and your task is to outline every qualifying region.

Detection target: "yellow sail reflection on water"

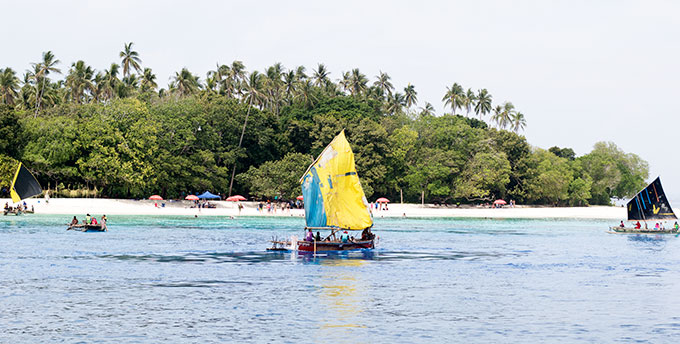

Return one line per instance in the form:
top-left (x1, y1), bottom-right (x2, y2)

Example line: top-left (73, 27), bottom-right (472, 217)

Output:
top-left (318, 259), bottom-right (367, 332)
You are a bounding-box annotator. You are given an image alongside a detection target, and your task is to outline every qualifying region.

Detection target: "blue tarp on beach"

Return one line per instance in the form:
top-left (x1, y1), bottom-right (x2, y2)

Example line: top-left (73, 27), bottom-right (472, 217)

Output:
top-left (197, 191), bottom-right (221, 199)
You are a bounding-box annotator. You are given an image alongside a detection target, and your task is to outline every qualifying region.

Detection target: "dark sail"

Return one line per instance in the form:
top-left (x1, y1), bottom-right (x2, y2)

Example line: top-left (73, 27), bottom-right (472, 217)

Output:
top-left (627, 177), bottom-right (676, 221)
top-left (10, 163), bottom-right (42, 203)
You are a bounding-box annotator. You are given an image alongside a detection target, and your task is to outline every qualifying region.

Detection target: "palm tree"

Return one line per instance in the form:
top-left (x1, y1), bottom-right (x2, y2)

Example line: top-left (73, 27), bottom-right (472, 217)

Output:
top-left (442, 83), bottom-right (464, 115)
top-left (339, 71), bottom-right (351, 94)
top-left (140, 68), bottom-right (157, 92)
top-left (500, 102), bottom-right (515, 129)
top-left (404, 83), bottom-right (418, 108)
top-left (464, 88), bottom-right (477, 116)
top-left (385, 92), bottom-right (405, 115)
top-left (0, 68), bottom-right (20, 106)
top-left (65, 60), bottom-right (95, 104)
top-left (101, 63), bottom-right (121, 101)
top-left (419, 102), bottom-right (435, 117)
top-left (229, 61), bottom-right (246, 98)
top-left (295, 66), bottom-right (307, 81)
top-left (229, 70), bottom-right (263, 196)
top-left (491, 105), bottom-right (503, 128)
top-left (349, 68), bottom-right (368, 97)
top-left (283, 70), bottom-right (296, 103)
top-left (295, 79), bottom-right (317, 108)
top-left (312, 64), bottom-right (330, 87)
top-left (474, 88), bottom-right (492, 120)
top-left (374, 71), bottom-right (394, 98)
top-left (171, 68), bottom-right (201, 96)
top-left (32, 51), bottom-right (61, 116)
top-left (119, 42), bottom-right (142, 77)
top-left (511, 112), bottom-right (527, 133)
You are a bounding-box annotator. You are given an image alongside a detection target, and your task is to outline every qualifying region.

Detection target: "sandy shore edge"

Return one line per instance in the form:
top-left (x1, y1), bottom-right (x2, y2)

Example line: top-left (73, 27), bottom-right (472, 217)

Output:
top-left (0, 198), bottom-right (644, 220)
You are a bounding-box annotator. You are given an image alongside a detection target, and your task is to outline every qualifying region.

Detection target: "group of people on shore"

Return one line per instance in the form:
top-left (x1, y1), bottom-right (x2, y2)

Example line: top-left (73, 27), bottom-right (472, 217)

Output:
top-left (3, 201), bottom-right (33, 213)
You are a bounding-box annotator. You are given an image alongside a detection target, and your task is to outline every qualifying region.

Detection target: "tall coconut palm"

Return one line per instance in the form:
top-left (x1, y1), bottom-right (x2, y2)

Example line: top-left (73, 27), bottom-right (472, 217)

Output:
top-left (119, 42), bottom-right (142, 77)
top-left (312, 63), bottom-right (330, 87)
top-left (295, 66), bottom-right (307, 81)
top-left (171, 68), bottom-right (201, 96)
top-left (229, 70), bottom-right (263, 196)
top-left (464, 88), bottom-right (477, 116)
top-left (474, 88), bottom-right (492, 120)
top-left (349, 68), bottom-right (368, 97)
top-left (491, 105), bottom-right (503, 128)
top-left (419, 102), bottom-right (435, 117)
top-left (500, 102), bottom-right (515, 129)
top-left (65, 60), bottom-right (95, 104)
top-left (229, 61), bottom-right (246, 98)
top-left (442, 83), bottom-right (464, 115)
top-left (339, 71), bottom-right (351, 94)
top-left (511, 112), bottom-right (526, 133)
top-left (374, 71), bottom-right (394, 98)
top-left (101, 63), bottom-right (121, 101)
top-left (140, 68), bottom-right (157, 92)
top-left (0, 68), bottom-right (20, 106)
top-left (32, 51), bottom-right (61, 116)
top-left (283, 70), bottom-right (296, 103)
top-left (404, 83), bottom-right (418, 108)
top-left (385, 92), bottom-right (405, 115)
top-left (295, 79), bottom-right (317, 108)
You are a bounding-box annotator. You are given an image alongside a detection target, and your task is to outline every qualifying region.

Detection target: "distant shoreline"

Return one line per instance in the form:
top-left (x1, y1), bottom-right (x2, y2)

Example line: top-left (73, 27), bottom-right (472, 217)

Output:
top-left (1, 198), bottom-right (642, 220)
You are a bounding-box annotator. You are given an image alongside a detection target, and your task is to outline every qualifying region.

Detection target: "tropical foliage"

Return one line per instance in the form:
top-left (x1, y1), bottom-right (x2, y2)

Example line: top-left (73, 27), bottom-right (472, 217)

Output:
top-left (0, 44), bottom-right (650, 205)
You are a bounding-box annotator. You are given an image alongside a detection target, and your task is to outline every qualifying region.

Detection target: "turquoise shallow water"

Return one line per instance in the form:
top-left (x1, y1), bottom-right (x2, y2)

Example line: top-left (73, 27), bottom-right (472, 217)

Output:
top-left (2, 214), bottom-right (680, 343)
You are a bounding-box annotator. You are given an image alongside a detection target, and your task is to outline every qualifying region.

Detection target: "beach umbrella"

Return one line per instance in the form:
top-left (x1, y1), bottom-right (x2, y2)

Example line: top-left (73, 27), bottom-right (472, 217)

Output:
top-left (226, 195), bottom-right (246, 202)
top-left (493, 199), bottom-right (507, 205)
top-left (149, 195), bottom-right (163, 200)
top-left (185, 195), bottom-right (199, 201)
top-left (376, 197), bottom-right (390, 203)
top-left (296, 195), bottom-right (304, 200)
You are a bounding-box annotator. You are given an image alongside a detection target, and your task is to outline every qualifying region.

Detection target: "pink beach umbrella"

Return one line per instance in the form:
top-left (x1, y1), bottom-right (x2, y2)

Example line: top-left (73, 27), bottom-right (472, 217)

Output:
top-left (296, 195), bottom-right (304, 200)
top-left (226, 195), bottom-right (246, 202)
top-left (376, 197), bottom-right (390, 203)
top-left (493, 199), bottom-right (507, 205)
top-left (149, 195), bottom-right (163, 200)
top-left (185, 195), bottom-right (199, 201)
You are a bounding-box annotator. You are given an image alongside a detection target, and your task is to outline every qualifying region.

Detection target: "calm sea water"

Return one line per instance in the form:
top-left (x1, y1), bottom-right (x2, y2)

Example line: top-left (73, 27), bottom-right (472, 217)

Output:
top-left (2, 214), bottom-right (680, 343)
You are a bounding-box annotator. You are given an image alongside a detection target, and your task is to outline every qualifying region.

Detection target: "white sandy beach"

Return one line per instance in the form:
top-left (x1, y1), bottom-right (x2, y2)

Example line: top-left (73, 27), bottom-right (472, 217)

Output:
top-left (1, 197), bottom-right (640, 220)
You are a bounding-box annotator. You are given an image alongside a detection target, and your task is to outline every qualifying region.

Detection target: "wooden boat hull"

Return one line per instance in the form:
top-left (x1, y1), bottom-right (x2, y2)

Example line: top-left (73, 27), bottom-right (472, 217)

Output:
top-left (68, 224), bottom-right (107, 232)
top-left (297, 240), bottom-right (374, 252)
top-left (3, 210), bottom-right (23, 216)
top-left (609, 226), bottom-right (678, 234)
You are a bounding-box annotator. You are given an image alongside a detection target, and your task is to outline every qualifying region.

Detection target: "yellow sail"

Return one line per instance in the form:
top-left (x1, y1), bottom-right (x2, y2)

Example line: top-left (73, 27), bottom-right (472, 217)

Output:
top-left (301, 130), bottom-right (372, 230)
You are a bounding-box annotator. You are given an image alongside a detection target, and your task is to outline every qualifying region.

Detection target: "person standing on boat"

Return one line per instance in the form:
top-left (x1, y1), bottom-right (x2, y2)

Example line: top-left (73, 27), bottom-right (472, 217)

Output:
top-left (101, 215), bottom-right (107, 224)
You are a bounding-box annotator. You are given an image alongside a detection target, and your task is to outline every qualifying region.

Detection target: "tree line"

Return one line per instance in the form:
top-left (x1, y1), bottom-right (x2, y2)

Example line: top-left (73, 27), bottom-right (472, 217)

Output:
top-left (0, 43), bottom-right (648, 205)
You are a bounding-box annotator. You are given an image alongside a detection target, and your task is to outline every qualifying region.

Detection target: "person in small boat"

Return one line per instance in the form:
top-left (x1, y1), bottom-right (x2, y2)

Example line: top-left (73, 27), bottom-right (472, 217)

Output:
top-left (674, 222), bottom-right (679, 230)
top-left (305, 228), bottom-right (314, 241)
top-left (85, 214), bottom-right (91, 224)
top-left (634, 221), bottom-right (641, 229)
top-left (619, 221), bottom-right (625, 228)
top-left (3, 202), bottom-right (8, 210)
top-left (654, 222), bottom-right (660, 230)
top-left (91, 217), bottom-right (98, 225)
top-left (340, 231), bottom-right (349, 243)
top-left (70, 216), bottom-right (78, 226)
top-left (315, 231), bottom-right (321, 241)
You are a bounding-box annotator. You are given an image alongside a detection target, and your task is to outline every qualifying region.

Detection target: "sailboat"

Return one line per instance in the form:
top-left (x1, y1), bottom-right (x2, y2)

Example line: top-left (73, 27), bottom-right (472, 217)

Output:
top-left (269, 130), bottom-right (376, 252)
top-left (3, 162), bottom-right (42, 216)
top-left (609, 177), bottom-right (678, 234)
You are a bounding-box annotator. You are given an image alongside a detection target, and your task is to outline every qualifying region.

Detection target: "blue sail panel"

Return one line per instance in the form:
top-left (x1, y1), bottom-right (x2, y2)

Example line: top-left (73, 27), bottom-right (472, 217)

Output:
top-left (301, 167), bottom-right (327, 227)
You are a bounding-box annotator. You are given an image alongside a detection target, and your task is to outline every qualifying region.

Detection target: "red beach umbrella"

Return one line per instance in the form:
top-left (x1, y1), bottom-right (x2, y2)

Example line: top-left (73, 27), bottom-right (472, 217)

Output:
top-left (226, 195), bottom-right (246, 202)
top-left (185, 195), bottom-right (199, 201)
top-left (376, 197), bottom-right (390, 203)
top-left (149, 195), bottom-right (163, 200)
top-left (296, 195), bottom-right (304, 200)
top-left (493, 199), bottom-right (507, 205)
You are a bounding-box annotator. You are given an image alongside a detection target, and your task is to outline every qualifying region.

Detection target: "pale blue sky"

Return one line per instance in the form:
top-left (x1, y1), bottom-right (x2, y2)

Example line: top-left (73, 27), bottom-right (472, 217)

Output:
top-left (5, 0), bottom-right (679, 200)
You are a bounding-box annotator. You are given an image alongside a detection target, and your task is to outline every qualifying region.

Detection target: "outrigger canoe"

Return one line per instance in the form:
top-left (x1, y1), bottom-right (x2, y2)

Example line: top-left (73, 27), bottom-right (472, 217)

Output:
top-left (269, 130), bottom-right (376, 252)
top-left (608, 226), bottom-right (678, 234)
top-left (67, 224), bottom-right (107, 232)
top-left (609, 177), bottom-right (678, 235)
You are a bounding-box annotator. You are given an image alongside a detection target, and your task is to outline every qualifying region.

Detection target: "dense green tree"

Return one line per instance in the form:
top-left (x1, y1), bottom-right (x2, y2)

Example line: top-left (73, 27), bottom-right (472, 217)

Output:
top-left (237, 152), bottom-right (312, 199)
